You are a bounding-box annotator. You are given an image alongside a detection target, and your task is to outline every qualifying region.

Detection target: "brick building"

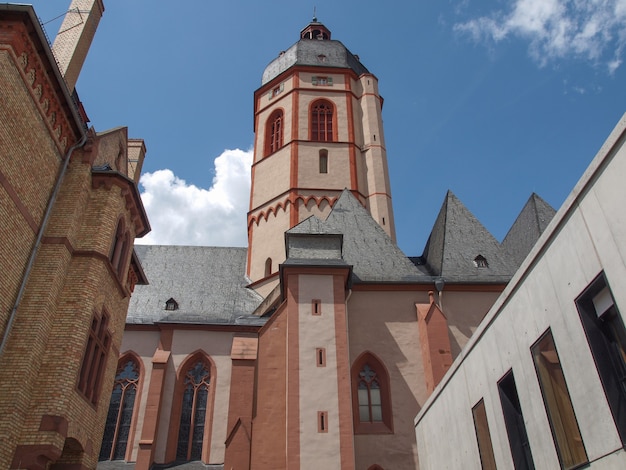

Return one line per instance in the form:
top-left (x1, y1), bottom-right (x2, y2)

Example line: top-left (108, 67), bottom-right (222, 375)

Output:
top-left (0, 3), bottom-right (149, 468)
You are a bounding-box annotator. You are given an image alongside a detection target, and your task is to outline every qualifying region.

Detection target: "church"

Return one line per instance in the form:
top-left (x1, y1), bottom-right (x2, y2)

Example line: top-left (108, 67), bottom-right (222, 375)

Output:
top-left (0, 1), bottom-right (564, 469)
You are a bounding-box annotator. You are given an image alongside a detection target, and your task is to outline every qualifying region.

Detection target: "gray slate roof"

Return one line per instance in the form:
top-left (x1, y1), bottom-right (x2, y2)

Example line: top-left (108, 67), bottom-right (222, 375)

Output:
top-left (287, 190), bottom-right (431, 283)
top-left (421, 191), bottom-right (517, 283)
top-left (262, 39), bottom-right (369, 85)
top-left (419, 191), bottom-right (556, 283)
top-left (127, 245), bottom-right (263, 326)
top-left (501, 193), bottom-right (556, 267)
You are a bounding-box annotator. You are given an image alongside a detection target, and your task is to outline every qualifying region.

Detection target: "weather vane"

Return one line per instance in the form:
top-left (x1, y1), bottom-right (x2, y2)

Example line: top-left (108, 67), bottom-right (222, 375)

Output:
top-left (313, 6), bottom-right (317, 22)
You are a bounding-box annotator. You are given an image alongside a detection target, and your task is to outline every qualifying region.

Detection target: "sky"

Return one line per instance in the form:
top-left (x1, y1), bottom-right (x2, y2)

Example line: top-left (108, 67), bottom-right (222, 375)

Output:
top-left (27, 0), bottom-right (626, 256)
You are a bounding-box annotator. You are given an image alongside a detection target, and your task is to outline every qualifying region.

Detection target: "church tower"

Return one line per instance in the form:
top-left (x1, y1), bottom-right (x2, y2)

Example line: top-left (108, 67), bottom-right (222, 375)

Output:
top-left (247, 18), bottom-right (395, 287)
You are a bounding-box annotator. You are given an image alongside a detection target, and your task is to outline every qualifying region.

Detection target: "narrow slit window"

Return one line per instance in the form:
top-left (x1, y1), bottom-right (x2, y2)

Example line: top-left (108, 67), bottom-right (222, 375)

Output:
top-left (312, 299), bottom-right (321, 316)
top-left (316, 348), bottom-right (326, 367)
top-left (318, 411), bottom-right (328, 432)
top-left (319, 149), bottom-right (328, 173)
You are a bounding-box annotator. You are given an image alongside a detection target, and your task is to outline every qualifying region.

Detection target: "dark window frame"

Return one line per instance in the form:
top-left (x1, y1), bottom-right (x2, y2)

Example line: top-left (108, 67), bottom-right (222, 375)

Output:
top-left (498, 369), bottom-right (535, 470)
top-left (576, 272), bottom-right (626, 445)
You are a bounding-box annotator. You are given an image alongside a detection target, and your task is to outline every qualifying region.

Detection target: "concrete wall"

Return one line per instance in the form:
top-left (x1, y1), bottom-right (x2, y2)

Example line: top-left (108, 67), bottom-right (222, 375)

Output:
top-left (415, 114), bottom-right (626, 469)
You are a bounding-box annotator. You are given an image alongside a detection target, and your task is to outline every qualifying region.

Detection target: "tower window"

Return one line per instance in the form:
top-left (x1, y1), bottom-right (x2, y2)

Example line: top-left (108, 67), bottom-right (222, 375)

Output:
top-left (319, 149), bottom-right (328, 173)
top-left (265, 109), bottom-right (284, 156)
top-left (265, 258), bottom-right (272, 277)
top-left (310, 100), bottom-right (334, 142)
top-left (312, 76), bottom-right (333, 86)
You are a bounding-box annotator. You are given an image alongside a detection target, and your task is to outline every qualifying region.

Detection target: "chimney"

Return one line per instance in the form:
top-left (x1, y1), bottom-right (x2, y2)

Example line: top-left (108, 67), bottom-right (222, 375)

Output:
top-left (51, 0), bottom-right (105, 92)
top-left (127, 139), bottom-right (147, 184)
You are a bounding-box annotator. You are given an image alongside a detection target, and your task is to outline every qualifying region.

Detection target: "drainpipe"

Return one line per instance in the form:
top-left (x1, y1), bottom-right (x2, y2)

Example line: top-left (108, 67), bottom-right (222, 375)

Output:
top-left (0, 132), bottom-right (88, 357)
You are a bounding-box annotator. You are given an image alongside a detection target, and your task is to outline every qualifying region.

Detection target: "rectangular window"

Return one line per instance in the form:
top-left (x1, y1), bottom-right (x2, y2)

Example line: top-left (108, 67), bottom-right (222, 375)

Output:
top-left (472, 399), bottom-right (497, 470)
top-left (312, 299), bottom-right (321, 316)
top-left (576, 273), bottom-right (626, 444)
top-left (78, 309), bottom-right (112, 404)
top-left (531, 330), bottom-right (587, 469)
top-left (319, 153), bottom-right (328, 173)
top-left (498, 370), bottom-right (535, 470)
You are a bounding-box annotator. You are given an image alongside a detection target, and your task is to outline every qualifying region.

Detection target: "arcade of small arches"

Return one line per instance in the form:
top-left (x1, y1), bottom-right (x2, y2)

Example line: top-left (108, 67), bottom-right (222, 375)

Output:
top-left (247, 194), bottom-right (338, 227)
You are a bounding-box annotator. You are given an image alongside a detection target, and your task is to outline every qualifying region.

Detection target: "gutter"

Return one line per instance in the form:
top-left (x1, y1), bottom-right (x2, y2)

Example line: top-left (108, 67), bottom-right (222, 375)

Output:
top-left (0, 133), bottom-right (87, 357)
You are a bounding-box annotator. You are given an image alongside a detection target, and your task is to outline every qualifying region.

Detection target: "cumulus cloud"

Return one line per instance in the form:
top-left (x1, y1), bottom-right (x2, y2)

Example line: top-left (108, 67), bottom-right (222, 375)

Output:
top-left (455, 0), bottom-right (626, 72)
top-left (137, 148), bottom-right (252, 247)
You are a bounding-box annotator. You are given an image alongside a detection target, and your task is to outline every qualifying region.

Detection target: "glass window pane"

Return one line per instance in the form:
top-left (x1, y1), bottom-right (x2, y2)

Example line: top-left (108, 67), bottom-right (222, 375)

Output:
top-left (359, 405), bottom-right (370, 421)
top-left (370, 388), bottom-right (381, 406)
top-left (532, 331), bottom-right (587, 469)
top-left (371, 405), bottom-right (383, 422)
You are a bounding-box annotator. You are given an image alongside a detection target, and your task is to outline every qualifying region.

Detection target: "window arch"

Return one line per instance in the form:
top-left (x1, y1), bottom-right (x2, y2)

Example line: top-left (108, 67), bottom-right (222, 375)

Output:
top-left (168, 353), bottom-right (215, 462)
top-left (265, 258), bottom-right (272, 277)
top-left (351, 352), bottom-right (393, 434)
top-left (265, 109), bottom-right (284, 156)
top-left (310, 99), bottom-right (334, 142)
top-left (99, 355), bottom-right (141, 461)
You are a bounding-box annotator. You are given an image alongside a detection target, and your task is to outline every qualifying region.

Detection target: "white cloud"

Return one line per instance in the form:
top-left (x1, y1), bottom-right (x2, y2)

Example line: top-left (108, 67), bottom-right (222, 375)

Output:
top-left (455, 0), bottom-right (626, 72)
top-left (136, 148), bottom-right (252, 247)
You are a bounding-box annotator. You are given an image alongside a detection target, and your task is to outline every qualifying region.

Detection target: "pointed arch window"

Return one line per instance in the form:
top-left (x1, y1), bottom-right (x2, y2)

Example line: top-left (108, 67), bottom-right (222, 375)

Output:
top-left (265, 109), bottom-right (284, 156)
top-left (99, 358), bottom-right (141, 461)
top-left (176, 360), bottom-right (212, 460)
top-left (352, 352), bottom-right (393, 434)
top-left (264, 258), bottom-right (272, 277)
top-left (310, 99), bottom-right (334, 142)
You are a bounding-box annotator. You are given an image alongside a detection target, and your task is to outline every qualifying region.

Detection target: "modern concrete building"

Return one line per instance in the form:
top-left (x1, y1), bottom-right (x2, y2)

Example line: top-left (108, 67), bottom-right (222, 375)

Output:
top-left (414, 114), bottom-right (626, 469)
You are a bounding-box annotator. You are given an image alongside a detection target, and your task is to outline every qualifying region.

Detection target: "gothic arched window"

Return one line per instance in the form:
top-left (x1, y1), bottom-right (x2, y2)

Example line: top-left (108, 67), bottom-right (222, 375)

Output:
top-left (265, 109), bottom-right (284, 156)
top-left (310, 100), bottom-right (334, 142)
top-left (176, 359), bottom-right (212, 460)
top-left (99, 357), bottom-right (140, 461)
top-left (352, 352), bottom-right (393, 434)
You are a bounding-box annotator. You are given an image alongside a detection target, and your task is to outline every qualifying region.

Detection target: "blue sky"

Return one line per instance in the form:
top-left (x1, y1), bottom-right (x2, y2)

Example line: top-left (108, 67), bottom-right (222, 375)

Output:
top-left (28, 0), bottom-right (626, 255)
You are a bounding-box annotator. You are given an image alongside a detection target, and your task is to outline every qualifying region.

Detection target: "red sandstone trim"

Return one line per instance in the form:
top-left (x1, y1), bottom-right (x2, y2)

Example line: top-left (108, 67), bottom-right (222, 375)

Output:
top-left (333, 274), bottom-right (356, 469)
top-left (135, 348), bottom-right (170, 470)
top-left (286, 274), bottom-right (300, 470)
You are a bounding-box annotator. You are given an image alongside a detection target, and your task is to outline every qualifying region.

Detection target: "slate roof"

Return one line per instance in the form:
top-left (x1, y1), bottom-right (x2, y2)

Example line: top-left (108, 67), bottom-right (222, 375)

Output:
top-left (420, 191), bottom-right (517, 283)
top-left (262, 38), bottom-right (369, 85)
top-left (501, 193), bottom-right (557, 267)
top-left (287, 190), bottom-right (431, 283)
top-left (127, 245), bottom-right (263, 326)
